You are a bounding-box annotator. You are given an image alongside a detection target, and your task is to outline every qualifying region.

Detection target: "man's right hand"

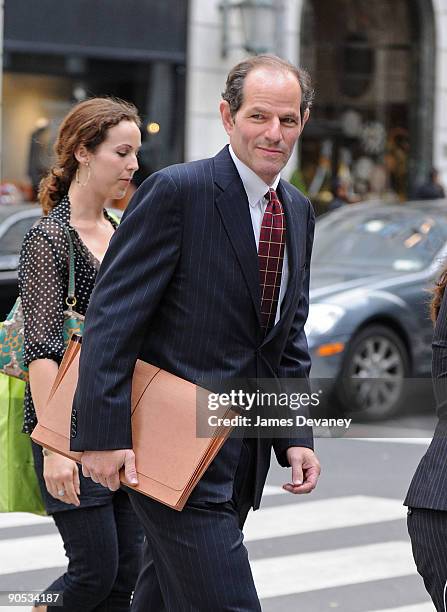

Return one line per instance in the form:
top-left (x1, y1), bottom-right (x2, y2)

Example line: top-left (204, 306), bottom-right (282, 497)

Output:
top-left (81, 449), bottom-right (138, 491)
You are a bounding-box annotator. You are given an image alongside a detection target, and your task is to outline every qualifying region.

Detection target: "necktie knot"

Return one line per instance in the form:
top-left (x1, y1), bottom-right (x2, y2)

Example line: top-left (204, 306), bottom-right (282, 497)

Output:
top-left (266, 188), bottom-right (277, 202)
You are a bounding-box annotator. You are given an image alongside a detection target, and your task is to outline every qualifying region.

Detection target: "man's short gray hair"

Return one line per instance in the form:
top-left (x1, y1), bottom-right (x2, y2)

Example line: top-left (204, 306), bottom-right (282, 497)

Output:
top-left (222, 55), bottom-right (314, 118)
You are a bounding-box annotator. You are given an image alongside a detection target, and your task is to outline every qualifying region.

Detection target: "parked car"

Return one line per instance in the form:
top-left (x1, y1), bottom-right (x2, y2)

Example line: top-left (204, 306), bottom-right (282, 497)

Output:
top-left (307, 200), bottom-right (447, 420)
top-left (0, 204), bottom-right (123, 320)
top-left (1, 199), bottom-right (444, 420)
top-left (0, 204), bottom-right (42, 319)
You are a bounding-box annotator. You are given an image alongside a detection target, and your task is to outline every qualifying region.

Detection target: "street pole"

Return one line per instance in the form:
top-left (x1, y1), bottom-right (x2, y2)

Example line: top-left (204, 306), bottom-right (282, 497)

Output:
top-left (274, 0), bottom-right (285, 58)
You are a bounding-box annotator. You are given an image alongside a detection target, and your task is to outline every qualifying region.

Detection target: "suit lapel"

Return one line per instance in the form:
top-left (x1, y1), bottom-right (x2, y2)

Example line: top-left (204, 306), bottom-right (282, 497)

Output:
top-left (213, 147), bottom-right (262, 325)
top-left (278, 180), bottom-right (301, 291)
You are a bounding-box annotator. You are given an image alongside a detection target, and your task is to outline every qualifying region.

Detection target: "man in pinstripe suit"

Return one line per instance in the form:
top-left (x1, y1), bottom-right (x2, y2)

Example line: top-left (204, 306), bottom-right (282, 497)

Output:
top-left (71, 55), bottom-right (321, 610)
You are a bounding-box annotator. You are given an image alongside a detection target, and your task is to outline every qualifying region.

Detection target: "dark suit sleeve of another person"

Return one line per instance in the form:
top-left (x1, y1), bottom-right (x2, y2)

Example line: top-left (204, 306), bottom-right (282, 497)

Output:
top-left (70, 171), bottom-right (182, 451)
top-left (274, 200), bottom-right (315, 467)
top-left (432, 290), bottom-right (447, 420)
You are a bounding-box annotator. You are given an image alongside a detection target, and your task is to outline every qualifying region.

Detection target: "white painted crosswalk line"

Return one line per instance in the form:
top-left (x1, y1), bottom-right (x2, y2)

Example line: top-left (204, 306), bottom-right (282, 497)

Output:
top-left (0, 513), bottom-right (52, 529)
top-left (261, 485), bottom-right (287, 496)
top-left (0, 499), bottom-right (423, 610)
top-left (0, 534), bottom-right (66, 575)
top-left (252, 541), bottom-right (415, 600)
top-left (358, 438), bottom-right (431, 446)
top-left (368, 605), bottom-right (433, 612)
top-left (245, 495), bottom-right (405, 542)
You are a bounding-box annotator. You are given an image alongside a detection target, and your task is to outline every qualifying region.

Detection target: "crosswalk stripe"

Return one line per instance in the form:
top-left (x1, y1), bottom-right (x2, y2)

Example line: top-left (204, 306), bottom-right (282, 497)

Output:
top-left (0, 502), bottom-right (422, 610)
top-left (252, 541), bottom-right (415, 600)
top-left (245, 495), bottom-right (405, 542)
top-left (356, 438), bottom-right (431, 446)
top-left (0, 513), bottom-right (52, 529)
top-left (367, 605), bottom-right (433, 612)
top-left (260, 485), bottom-right (286, 496)
top-left (0, 534), bottom-right (66, 575)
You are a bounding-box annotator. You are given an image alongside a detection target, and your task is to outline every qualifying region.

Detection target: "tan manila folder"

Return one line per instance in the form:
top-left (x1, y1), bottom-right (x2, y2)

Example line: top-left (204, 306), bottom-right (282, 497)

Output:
top-left (31, 336), bottom-right (237, 510)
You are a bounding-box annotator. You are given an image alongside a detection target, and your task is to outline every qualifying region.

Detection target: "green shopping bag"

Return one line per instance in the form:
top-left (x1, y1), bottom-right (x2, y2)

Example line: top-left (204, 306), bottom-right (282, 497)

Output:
top-left (0, 373), bottom-right (46, 514)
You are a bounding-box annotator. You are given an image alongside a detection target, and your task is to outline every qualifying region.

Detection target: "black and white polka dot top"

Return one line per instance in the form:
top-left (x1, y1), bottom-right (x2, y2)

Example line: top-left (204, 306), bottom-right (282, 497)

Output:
top-left (18, 195), bottom-right (118, 433)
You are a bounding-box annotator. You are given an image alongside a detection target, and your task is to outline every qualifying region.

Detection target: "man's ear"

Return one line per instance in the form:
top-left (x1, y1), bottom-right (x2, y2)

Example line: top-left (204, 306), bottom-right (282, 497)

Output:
top-left (300, 108), bottom-right (310, 133)
top-left (74, 144), bottom-right (90, 165)
top-left (220, 100), bottom-right (234, 136)
top-left (301, 108), bottom-right (310, 129)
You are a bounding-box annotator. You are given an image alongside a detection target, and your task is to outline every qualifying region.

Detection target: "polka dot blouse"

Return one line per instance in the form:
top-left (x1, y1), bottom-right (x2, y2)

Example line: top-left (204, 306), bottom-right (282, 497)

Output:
top-left (18, 195), bottom-right (118, 434)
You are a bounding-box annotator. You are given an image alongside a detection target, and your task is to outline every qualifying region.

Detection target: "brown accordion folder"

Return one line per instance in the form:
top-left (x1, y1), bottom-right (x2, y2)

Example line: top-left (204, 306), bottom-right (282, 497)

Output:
top-left (31, 336), bottom-right (237, 511)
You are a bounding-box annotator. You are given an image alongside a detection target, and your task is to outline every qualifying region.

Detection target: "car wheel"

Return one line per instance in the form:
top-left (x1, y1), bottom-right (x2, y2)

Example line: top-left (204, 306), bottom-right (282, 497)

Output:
top-left (336, 324), bottom-right (410, 421)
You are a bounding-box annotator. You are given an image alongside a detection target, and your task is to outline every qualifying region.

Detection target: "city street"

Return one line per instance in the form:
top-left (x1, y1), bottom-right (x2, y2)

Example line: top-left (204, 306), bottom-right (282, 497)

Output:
top-left (0, 415), bottom-right (437, 611)
top-left (1, 2), bottom-right (447, 612)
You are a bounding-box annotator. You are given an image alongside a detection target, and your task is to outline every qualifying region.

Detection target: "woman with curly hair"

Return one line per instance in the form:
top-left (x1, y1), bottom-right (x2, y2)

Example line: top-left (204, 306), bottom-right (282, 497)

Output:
top-left (19, 97), bottom-right (143, 611)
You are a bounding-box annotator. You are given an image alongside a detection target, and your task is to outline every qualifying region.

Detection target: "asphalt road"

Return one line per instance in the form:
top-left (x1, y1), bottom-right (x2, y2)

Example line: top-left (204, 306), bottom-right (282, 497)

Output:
top-left (0, 414), bottom-right (437, 612)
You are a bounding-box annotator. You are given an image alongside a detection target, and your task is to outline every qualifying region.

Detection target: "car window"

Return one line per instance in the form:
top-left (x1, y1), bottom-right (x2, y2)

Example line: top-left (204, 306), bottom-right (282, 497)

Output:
top-left (0, 216), bottom-right (38, 256)
top-left (313, 211), bottom-right (447, 272)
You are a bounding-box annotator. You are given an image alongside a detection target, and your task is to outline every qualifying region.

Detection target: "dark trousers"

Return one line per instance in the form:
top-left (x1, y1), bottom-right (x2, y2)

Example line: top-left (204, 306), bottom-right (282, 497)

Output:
top-left (128, 439), bottom-right (260, 612)
top-left (407, 506), bottom-right (447, 611)
top-left (45, 490), bottom-right (143, 611)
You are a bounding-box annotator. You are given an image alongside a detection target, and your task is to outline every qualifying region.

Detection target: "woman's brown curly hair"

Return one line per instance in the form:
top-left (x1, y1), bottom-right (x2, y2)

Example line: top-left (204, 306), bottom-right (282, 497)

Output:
top-left (431, 267), bottom-right (447, 322)
top-left (39, 97), bottom-right (141, 214)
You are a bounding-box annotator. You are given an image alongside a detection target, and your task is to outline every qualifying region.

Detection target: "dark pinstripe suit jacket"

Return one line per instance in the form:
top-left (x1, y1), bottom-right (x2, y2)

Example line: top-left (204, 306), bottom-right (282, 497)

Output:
top-left (405, 288), bottom-right (447, 511)
top-left (71, 145), bottom-right (315, 510)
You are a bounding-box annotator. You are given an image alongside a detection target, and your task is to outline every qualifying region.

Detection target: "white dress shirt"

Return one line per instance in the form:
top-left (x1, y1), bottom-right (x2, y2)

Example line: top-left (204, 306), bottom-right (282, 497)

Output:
top-left (228, 145), bottom-right (289, 325)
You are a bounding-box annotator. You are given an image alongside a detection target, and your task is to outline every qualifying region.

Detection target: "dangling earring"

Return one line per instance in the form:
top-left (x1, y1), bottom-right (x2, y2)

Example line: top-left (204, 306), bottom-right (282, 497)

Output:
top-left (75, 162), bottom-right (90, 187)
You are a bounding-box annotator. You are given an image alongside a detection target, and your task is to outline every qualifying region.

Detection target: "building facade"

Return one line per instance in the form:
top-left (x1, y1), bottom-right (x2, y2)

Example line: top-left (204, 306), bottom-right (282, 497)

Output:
top-left (1, 0), bottom-right (188, 195)
top-left (186, 0), bottom-right (447, 208)
top-left (2, 0), bottom-right (447, 208)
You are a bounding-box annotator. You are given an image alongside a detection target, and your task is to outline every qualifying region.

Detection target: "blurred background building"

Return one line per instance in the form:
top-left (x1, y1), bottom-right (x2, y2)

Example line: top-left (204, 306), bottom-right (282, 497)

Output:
top-left (188, 0), bottom-right (446, 212)
top-left (0, 0), bottom-right (187, 203)
top-left (1, 0), bottom-right (447, 211)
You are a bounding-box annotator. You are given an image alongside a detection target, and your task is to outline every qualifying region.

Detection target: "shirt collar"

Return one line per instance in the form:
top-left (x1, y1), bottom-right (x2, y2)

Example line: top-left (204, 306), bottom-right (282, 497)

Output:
top-left (49, 194), bottom-right (71, 225)
top-left (228, 145), bottom-right (281, 207)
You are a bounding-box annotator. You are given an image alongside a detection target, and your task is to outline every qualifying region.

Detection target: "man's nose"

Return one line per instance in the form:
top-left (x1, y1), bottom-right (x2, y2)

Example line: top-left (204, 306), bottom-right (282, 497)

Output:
top-left (264, 118), bottom-right (282, 142)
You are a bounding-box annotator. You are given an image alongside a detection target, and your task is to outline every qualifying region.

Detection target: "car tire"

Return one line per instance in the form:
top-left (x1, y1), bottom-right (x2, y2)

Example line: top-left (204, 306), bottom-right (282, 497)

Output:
top-left (335, 324), bottom-right (410, 421)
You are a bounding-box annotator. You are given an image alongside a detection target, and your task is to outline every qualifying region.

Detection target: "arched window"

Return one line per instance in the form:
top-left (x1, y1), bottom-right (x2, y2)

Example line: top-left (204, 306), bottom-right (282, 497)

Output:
top-left (299, 0), bottom-right (435, 212)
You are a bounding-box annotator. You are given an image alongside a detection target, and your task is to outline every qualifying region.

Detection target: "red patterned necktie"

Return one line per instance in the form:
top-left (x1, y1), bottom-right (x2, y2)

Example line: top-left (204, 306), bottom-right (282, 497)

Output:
top-left (258, 188), bottom-right (286, 331)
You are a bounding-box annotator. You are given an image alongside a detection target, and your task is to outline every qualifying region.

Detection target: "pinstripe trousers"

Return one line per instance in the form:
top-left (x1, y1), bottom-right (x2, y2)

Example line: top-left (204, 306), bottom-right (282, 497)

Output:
top-left (128, 441), bottom-right (261, 612)
top-left (407, 507), bottom-right (447, 611)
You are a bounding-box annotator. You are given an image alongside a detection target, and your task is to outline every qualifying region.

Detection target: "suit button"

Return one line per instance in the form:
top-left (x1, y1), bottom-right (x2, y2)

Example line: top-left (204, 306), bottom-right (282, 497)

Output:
top-left (71, 426), bottom-right (77, 438)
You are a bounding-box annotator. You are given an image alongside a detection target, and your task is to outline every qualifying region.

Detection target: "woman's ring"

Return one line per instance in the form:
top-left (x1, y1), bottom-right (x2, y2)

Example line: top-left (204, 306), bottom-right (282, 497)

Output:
top-left (57, 489), bottom-right (65, 497)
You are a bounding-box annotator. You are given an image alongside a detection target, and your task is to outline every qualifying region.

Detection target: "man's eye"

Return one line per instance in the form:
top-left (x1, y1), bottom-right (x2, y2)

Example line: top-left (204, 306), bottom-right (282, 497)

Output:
top-left (117, 152), bottom-right (127, 157)
top-left (282, 118), bottom-right (298, 125)
top-left (251, 114), bottom-right (264, 120)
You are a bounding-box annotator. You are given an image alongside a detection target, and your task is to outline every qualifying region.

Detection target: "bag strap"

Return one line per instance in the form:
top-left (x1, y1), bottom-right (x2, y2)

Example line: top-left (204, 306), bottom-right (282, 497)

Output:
top-left (50, 210), bottom-right (119, 309)
top-left (65, 226), bottom-right (76, 308)
top-left (49, 217), bottom-right (76, 309)
top-left (107, 210), bottom-right (121, 225)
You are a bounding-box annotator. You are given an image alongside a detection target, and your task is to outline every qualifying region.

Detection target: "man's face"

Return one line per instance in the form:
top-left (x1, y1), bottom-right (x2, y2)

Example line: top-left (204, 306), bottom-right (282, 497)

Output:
top-left (220, 67), bottom-right (309, 185)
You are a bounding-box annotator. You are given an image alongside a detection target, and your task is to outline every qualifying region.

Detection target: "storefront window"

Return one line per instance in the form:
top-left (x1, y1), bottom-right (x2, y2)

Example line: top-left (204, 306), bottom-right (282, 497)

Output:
top-left (1, 58), bottom-right (185, 206)
top-left (2, 73), bottom-right (72, 203)
top-left (1, 0), bottom-right (188, 206)
top-left (299, 0), bottom-right (415, 213)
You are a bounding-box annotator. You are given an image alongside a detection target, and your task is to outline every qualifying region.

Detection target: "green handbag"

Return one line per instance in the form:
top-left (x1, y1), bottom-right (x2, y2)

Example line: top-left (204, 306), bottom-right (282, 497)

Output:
top-left (0, 373), bottom-right (46, 514)
top-left (0, 220), bottom-right (84, 381)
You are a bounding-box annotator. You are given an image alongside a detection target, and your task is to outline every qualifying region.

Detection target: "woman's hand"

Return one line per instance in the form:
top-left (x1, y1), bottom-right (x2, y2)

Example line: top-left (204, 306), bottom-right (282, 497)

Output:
top-left (43, 452), bottom-right (81, 506)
